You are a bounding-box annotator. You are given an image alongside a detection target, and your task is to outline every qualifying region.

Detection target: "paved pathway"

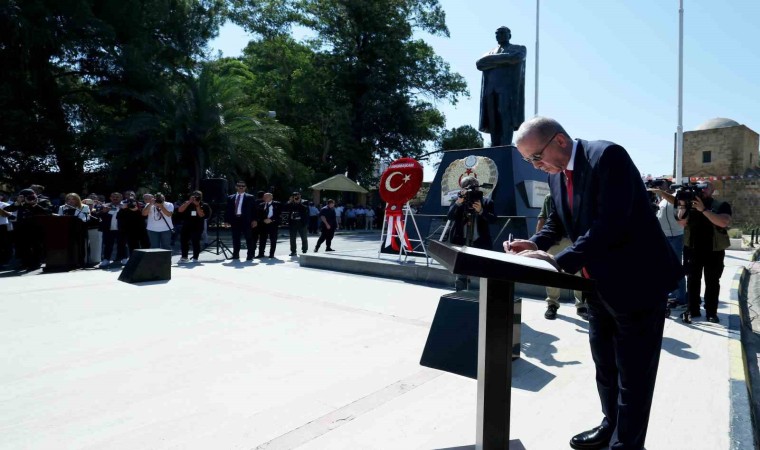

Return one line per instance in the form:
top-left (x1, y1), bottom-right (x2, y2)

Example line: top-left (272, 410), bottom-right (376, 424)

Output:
top-left (0, 231), bottom-right (754, 449)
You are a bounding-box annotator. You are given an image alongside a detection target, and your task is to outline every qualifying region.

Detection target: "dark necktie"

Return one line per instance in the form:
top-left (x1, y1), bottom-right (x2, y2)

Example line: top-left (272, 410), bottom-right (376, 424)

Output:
top-left (235, 194), bottom-right (241, 215)
top-left (564, 169), bottom-right (574, 212)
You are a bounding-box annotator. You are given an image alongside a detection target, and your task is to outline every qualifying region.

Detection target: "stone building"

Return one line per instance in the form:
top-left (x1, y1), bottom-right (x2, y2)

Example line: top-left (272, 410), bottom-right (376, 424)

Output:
top-left (681, 118), bottom-right (760, 226)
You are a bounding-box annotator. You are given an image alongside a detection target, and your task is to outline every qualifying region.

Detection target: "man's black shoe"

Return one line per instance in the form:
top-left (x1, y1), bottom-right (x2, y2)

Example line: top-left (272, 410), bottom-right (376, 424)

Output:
top-left (245, 257), bottom-right (253, 261)
top-left (325, 248), bottom-right (335, 252)
top-left (706, 314), bottom-right (720, 323)
top-left (289, 252), bottom-right (297, 257)
top-left (230, 254), bottom-right (240, 260)
top-left (569, 424), bottom-right (612, 450)
top-left (256, 254), bottom-right (265, 259)
top-left (302, 249), bottom-right (307, 253)
top-left (314, 246), bottom-right (320, 253)
top-left (577, 307), bottom-right (590, 320)
top-left (544, 305), bottom-right (558, 320)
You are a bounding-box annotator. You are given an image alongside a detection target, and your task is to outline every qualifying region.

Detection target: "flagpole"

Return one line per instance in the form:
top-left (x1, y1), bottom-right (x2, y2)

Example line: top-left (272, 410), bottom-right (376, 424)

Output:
top-left (675, 0), bottom-right (684, 183)
top-left (534, 0), bottom-right (540, 115)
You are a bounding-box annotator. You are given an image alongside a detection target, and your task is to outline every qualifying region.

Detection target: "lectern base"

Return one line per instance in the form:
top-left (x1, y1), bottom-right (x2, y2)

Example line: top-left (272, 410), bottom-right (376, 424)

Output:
top-left (419, 290), bottom-right (521, 379)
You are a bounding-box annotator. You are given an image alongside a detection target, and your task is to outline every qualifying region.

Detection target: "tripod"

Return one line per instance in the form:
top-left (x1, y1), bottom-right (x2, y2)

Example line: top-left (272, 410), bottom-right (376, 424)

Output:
top-left (203, 204), bottom-right (232, 259)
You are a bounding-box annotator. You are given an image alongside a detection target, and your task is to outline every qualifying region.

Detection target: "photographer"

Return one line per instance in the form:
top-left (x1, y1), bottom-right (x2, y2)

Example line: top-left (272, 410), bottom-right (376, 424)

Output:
top-left (447, 176), bottom-right (497, 249)
top-left (117, 192), bottom-right (147, 261)
top-left (284, 191), bottom-right (309, 257)
top-left (647, 180), bottom-right (687, 308)
top-left (142, 192), bottom-right (174, 250)
top-left (94, 192), bottom-right (126, 268)
top-left (4, 189), bottom-right (52, 270)
top-left (176, 191), bottom-right (210, 262)
top-left (677, 181), bottom-right (731, 323)
top-left (58, 193), bottom-right (91, 267)
top-left (447, 176), bottom-right (497, 291)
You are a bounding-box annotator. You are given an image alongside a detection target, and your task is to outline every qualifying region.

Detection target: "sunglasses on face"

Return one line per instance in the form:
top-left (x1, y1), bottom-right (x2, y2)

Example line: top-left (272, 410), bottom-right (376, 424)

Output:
top-left (521, 132), bottom-right (559, 164)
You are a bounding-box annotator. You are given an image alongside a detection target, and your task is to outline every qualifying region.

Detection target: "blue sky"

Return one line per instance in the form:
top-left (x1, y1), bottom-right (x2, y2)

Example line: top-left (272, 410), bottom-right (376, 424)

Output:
top-left (210, 0), bottom-right (760, 181)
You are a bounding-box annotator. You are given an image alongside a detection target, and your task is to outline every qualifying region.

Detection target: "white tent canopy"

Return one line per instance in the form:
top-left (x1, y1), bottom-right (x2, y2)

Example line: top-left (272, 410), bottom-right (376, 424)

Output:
top-left (309, 174), bottom-right (368, 194)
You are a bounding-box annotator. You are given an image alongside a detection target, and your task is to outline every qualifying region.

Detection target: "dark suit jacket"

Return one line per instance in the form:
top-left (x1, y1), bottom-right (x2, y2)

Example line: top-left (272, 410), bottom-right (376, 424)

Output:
top-left (447, 197), bottom-right (497, 250)
top-left (257, 201), bottom-right (282, 226)
top-left (531, 139), bottom-right (682, 311)
top-left (225, 193), bottom-right (256, 225)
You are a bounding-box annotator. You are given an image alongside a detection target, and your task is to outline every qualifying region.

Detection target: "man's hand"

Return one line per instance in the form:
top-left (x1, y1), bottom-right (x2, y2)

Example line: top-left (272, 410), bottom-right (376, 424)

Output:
top-left (516, 249), bottom-right (560, 271)
top-left (455, 192), bottom-right (465, 205)
top-left (692, 196), bottom-right (706, 212)
top-left (503, 238), bottom-right (537, 254)
top-left (325, 224), bottom-right (331, 230)
top-left (472, 200), bottom-right (482, 213)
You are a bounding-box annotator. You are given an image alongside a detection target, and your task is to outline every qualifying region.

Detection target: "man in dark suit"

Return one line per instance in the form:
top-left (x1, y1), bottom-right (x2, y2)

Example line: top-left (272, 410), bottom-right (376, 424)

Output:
top-left (506, 117), bottom-right (682, 450)
top-left (224, 181), bottom-right (257, 260)
top-left (256, 192), bottom-right (281, 258)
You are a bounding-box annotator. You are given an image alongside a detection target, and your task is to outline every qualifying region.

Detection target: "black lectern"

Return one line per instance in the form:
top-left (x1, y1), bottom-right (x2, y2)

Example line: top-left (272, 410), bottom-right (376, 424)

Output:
top-left (425, 240), bottom-right (594, 450)
top-left (36, 216), bottom-right (85, 272)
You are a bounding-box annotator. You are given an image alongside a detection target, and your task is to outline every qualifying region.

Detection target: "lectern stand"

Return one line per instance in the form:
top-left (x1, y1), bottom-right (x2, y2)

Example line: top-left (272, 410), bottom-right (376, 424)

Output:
top-left (426, 240), bottom-right (594, 450)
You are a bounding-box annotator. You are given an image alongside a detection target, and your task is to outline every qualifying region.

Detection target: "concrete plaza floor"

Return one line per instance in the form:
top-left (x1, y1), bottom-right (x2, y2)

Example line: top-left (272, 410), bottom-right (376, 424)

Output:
top-left (0, 231), bottom-right (755, 449)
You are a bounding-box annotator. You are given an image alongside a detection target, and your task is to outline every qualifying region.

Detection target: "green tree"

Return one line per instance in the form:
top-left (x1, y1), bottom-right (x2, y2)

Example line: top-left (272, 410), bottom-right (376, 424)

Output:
top-left (436, 125), bottom-right (485, 152)
top-left (230, 0), bottom-right (468, 182)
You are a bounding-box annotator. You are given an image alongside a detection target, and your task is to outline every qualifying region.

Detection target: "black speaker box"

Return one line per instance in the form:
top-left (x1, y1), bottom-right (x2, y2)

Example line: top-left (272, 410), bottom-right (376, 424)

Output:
top-left (118, 249), bottom-right (172, 283)
top-left (419, 290), bottom-right (521, 379)
top-left (199, 178), bottom-right (228, 204)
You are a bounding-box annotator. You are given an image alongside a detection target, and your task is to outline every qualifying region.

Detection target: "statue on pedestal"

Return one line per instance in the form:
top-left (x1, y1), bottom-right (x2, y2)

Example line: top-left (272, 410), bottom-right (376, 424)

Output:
top-left (477, 26), bottom-right (526, 146)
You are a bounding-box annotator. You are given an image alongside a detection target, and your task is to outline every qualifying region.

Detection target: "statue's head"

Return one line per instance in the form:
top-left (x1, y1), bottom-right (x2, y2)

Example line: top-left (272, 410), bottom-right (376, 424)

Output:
top-left (495, 26), bottom-right (511, 45)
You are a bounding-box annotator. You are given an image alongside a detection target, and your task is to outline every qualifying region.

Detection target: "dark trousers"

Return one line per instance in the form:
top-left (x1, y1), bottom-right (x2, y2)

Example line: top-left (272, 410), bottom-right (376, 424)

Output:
top-left (102, 229), bottom-right (126, 261)
top-left (14, 222), bottom-right (43, 269)
top-left (0, 224), bottom-right (11, 265)
top-left (308, 216), bottom-right (319, 234)
top-left (316, 226), bottom-right (335, 250)
top-left (587, 293), bottom-right (666, 450)
top-left (230, 217), bottom-right (253, 259)
top-left (120, 230), bottom-right (143, 256)
top-left (685, 248), bottom-right (724, 315)
top-left (258, 223), bottom-right (278, 257)
top-left (180, 226), bottom-right (202, 259)
top-left (289, 223), bottom-right (308, 254)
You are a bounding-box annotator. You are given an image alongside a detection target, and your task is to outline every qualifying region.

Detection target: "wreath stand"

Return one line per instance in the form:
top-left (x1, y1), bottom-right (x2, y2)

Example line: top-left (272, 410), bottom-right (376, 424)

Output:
top-left (377, 202), bottom-right (430, 265)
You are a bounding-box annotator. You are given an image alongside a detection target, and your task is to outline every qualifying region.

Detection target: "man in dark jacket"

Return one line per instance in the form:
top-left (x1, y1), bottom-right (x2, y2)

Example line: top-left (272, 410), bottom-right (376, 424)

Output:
top-left (283, 192), bottom-right (309, 257)
top-left (256, 192), bottom-right (281, 258)
top-left (224, 181), bottom-right (257, 260)
top-left (447, 176), bottom-right (497, 250)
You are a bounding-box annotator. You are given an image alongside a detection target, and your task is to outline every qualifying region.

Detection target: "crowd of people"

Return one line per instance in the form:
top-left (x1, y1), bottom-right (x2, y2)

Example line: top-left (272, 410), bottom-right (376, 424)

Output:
top-left (0, 183), bottom-right (385, 271)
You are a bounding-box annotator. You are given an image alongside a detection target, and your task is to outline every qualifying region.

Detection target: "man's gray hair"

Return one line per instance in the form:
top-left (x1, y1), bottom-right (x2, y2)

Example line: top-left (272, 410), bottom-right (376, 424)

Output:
top-left (513, 116), bottom-right (570, 145)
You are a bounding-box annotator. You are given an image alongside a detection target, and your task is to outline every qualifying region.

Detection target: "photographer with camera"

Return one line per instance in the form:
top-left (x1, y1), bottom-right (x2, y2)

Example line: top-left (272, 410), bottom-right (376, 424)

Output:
top-left (142, 192), bottom-right (175, 250)
top-left (176, 191), bottom-right (210, 263)
top-left (284, 191), bottom-right (309, 257)
top-left (117, 191), bottom-right (147, 262)
top-left (647, 180), bottom-right (687, 309)
top-left (0, 198), bottom-right (12, 266)
top-left (447, 176), bottom-right (497, 291)
top-left (94, 192), bottom-right (126, 268)
top-left (447, 176), bottom-right (496, 248)
top-left (4, 189), bottom-right (52, 270)
top-left (58, 193), bottom-right (91, 267)
top-left (676, 181), bottom-right (731, 323)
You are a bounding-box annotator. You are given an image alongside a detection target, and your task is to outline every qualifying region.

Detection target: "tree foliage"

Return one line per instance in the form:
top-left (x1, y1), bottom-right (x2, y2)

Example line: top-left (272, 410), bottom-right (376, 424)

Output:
top-left (231, 0), bottom-right (468, 182)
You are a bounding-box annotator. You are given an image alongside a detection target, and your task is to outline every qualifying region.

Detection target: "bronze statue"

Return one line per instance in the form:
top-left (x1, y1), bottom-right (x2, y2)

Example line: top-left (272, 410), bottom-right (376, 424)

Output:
top-left (477, 26), bottom-right (526, 146)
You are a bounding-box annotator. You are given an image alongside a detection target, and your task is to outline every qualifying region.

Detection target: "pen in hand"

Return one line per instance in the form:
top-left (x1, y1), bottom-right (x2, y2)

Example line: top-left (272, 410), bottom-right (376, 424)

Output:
top-left (507, 233), bottom-right (513, 252)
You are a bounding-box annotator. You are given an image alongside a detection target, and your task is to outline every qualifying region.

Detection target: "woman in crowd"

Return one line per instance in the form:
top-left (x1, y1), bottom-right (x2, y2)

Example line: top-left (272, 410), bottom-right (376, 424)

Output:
top-left (176, 191), bottom-right (210, 262)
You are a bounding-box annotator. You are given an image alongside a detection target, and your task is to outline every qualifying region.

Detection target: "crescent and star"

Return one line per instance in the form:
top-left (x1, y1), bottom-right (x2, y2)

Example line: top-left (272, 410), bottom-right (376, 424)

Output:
top-left (384, 171), bottom-right (412, 192)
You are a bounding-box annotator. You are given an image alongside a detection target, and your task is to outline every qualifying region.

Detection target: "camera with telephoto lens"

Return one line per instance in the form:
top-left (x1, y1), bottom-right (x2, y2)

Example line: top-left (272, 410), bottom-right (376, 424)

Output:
top-left (672, 183), bottom-right (706, 220)
top-left (458, 187), bottom-right (484, 211)
top-left (126, 198), bottom-right (137, 208)
top-left (154, 193), bottom-right (165, 204)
